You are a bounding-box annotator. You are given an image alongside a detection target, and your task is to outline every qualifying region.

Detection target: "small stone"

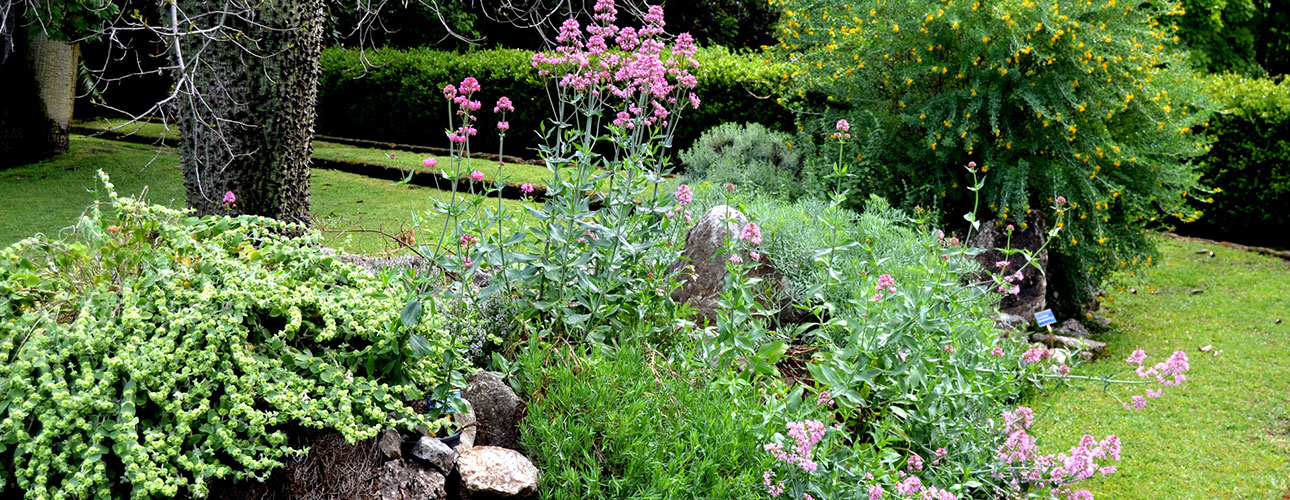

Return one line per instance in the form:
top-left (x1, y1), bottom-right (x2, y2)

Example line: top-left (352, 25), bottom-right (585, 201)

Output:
top-left (457, 446), bottom-right (540, 498)
top-left (994, 313), bottom-right (1030, 332)
top-left (1190, 288), bottom-right (1204, 295)
top-left (1055, 319), bottom-right (1091, 339)
top-left (374, 459), bottom-right (447, 500)
top-left (455, 400), bottom-right (478, 451)
top-left (1088, 312), bottom-right (1112, 328)
top-left (1199, 344), bottom-right (1214, 352)
top-left (379, 429), bottom-right (403, 460)
top-left (412, 436), bottom-right (458, 474)
top-left (1030, 333), bottom-right (1107, 356)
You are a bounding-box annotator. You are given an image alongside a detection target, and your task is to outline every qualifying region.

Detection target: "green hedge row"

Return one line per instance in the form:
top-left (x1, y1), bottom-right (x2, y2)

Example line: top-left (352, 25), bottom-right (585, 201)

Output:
top-left (1184, 75), bottom-right (1290, 247)
top-left (317, 46), bottom-right (795, 160)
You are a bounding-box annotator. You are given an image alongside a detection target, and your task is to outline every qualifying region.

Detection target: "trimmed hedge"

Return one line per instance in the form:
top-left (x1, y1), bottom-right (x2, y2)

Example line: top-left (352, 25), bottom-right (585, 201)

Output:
top-left (1183, 75), bottom-right (1290, 247)
top-left (317, 46), bottom-right (794, 160)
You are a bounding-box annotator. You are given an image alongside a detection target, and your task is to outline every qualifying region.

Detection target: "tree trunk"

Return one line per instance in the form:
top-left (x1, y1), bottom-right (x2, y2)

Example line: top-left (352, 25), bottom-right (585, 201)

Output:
top-left (173, 0), bottom-right (324, 225)
top-left (0, 23), bottom-right (77, 168)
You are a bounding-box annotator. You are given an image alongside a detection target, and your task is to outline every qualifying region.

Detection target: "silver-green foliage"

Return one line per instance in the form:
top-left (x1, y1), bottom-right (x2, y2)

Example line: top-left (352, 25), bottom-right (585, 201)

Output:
top-left (0, 174), bottom-right (454, 499)
top-left (680, 122), bottom-right (804, 198)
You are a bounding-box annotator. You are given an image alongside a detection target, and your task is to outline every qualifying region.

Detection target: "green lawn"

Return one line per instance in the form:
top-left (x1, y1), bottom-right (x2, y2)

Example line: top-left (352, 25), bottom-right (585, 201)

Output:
top-left (79, 117), bottom-right (571, 187)
top-left (1027, 238), bottom-right (1290, 499)
top-left (0, 136), bottom-right (530, 254)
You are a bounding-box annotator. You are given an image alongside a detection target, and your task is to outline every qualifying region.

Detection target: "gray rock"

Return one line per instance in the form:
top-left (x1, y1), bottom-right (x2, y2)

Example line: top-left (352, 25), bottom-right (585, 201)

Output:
top-left (411, 436), bottom-right (458, 474)
top-left (970, 212), bottom-right (1048, 322)
top-left (1089, 312), bottom-right (1112, 327)
top-left (994, 312), bottom-right (1030, 333)
top-left (1030, 333), bottom-right (1106, 356)
top-left (666, 205), bottom-right (799, 325)
top-left (455, 400), bottom-right (478, 451)
top-left (373, 459), bottom-right (447, 500)
top-left (463, 372), bottom-right (524, 451)
top-left (1055, 318), bottom-right (1091, 339)
top-left (457, 446), bottom-right (540, 498)
top-left (379, 429), bottom-right (403, 460)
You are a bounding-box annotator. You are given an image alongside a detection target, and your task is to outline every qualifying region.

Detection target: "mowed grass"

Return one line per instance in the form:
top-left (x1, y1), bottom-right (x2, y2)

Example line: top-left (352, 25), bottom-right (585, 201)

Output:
top-left (1027, 238), bottom-right (1290, 499)
top-left (0, 136), bottom-right (531, 254)
top-left (79, 117), bottom-right (565, 187)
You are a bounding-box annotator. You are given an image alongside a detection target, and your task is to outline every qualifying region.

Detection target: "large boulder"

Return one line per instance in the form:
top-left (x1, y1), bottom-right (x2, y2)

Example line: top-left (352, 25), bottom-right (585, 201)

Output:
top-left (970, 211), bottom-right (1048, 328)
top-left (666, 205), bottom-right (799, 325)
top-left (373, 459), bottom-right (447, 500)
top-left (462, 372), bottom-right (523, 451)
top-left (456, 446), bottom-right (540, 498)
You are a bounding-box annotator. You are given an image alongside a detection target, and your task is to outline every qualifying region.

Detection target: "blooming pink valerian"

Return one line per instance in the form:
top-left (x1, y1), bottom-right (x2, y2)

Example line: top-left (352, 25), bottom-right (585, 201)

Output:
top-left (1022, 348), bottom-right (1050, 364)
top-left (836, 119), bottom-right (850, 132)
top-left (674, 184), bottom-right (692, 206)
top-left (816, 391), bottom-right (834, 407)
top-left (763, 469), bottom-right (784, 498)
top-left (907, 454), bottom-right (924, 471)
top-left (992, 346), bottom-right (1005, 357)
top-left (741, 222), bottom-right (762, 246)
top-left (443, 84), bottom-right (457, 100)
top-left (750, 251), bottom-right (761, 262)
top-left (520, 183), bottom-right (534, 195)
top-left (729, 254), bottom-right (743, 264)
top-left (876, 273), bottom-right (895, 290)
top-left (471, 170), bottom-right (484, 181)
top-left (867, 483), bottom-right (884, 500)
top-left (424, 157), bottom-right (437, 168)
top-left (895, 475), bottom-right (923, 495)
top-left (497, 121), bottom-right (510, 132)
top-left (494, 96), bottom-right (514, 113)
top-left (1056, 196), bottom-right (1067, 205)
top-left (1126, 349), bottom-right (1147, 365)
top-left (223, 191), bottom-right (236, 204)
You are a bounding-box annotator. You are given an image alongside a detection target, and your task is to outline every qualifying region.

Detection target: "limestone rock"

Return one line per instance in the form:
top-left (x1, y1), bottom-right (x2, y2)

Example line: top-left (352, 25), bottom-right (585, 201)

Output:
top-left (456, 446), bottom-right (539, 498)
top-left (411, 436), bottom-right (458, 474)
top-left (1055, 318), bottom-right (1091, 339)
top-left (463, 372), bottom-right (523, 451)
top-left (379, 429), bottom-right (403, 460)
top-left (1030, 333), bottom-right (1106, 356)
top-left (454, 400), bottom-right (478, 451)
top-left (666, 205), bottom-right (800, 325)
top-left (373, 459), bottom-right (447, 500)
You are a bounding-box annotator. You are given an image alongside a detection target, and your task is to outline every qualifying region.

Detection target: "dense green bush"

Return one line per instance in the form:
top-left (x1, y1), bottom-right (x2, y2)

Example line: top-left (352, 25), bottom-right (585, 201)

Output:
top-left (316, 46), bottom-right (794, 158)
top-left (0, 175), bottom-right (460, 499)
top-left (1181, 75), bottom-right (1290, 247)
top-left (774, 0), bottom-right (1213, 312)
top-left (680, 122), bottom-right (803, 197)
top-left (1174, 0), bottom-right (1290, 75)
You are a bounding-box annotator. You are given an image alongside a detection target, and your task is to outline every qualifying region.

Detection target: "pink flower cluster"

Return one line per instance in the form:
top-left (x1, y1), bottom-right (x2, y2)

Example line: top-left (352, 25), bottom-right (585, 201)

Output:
top-left (531, 1), bottom-right (699, 132)
top-left (666, 184), bottom-right (693, 223)
top-left (871, 273), bottom-right (896, 302)
top-left (222, 191), bottom-right (236, 205)
top-left (995, 406), bottom-right (1119, 500)
top-left (764, 420), bottom-right (827, 479)
top-left (831, 119), bottom-right (852, 140)
top-left (459, 233), bottom-right (478, 247)
top-left (1122, 349), bottom-right (1190, 411)
top-left (444, 77), bottom-right (484, 144)
top-left (520, 183), bottom-right (535, 196)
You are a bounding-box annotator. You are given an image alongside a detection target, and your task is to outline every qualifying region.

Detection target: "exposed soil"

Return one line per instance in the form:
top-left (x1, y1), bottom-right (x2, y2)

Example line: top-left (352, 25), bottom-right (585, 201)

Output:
top-left (205, 427), bottom-right (384, 500)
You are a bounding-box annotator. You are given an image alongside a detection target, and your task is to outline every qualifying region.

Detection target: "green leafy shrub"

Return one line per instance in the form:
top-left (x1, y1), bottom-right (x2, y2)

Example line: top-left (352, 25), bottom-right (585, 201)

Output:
top-left (1173, 0), bottom-right (1290, 75)
top-left (516, 340), bottom-right (772, 500)
top-left (1181, 74), bottom-right (1290, 247)
top-left (0, 175), bottom-right (460, 499)
top-left (774, 0), bottom-right (1213, 312)
top-left (680, 122), bottom-right (804, 197)
top-left (316, 46), bottom-right (794, 158)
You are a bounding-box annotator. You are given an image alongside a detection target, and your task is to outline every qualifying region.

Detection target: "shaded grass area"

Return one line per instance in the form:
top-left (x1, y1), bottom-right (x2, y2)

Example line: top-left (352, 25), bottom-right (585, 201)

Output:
top-left (0, 136), bottom-right (530, 254)
top-left (78, 117), bottom-right (573, 188)
top-left (1027, 238), bottom-right (1290, 499)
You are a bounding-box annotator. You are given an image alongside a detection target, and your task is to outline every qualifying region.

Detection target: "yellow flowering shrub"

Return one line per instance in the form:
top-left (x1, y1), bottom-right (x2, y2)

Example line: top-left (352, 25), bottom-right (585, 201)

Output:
top-left (775, 0), bottom-right (1212, 311)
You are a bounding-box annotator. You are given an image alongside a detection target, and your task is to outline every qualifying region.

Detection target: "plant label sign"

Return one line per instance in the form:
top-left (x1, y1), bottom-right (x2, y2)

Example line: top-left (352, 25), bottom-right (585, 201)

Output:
top-left (1035, 309), bottom-right (1057, 328)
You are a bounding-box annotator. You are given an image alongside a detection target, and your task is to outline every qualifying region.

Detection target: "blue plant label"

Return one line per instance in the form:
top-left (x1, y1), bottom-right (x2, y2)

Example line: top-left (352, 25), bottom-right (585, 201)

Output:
top-left (1035, 309), bottom-right (1057, 327)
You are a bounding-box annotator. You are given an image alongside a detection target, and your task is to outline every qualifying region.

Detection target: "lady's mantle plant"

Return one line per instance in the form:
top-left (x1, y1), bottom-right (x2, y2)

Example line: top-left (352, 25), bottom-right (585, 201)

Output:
top-left (0, 174), bottom-right (460, 499)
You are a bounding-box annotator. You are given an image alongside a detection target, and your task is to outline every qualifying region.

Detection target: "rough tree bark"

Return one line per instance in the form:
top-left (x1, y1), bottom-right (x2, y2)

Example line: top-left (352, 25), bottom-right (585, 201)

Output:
top-left (0, 21), bottom-right (77, 168)
top-left (173, 0), bottom-right (324, 224)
